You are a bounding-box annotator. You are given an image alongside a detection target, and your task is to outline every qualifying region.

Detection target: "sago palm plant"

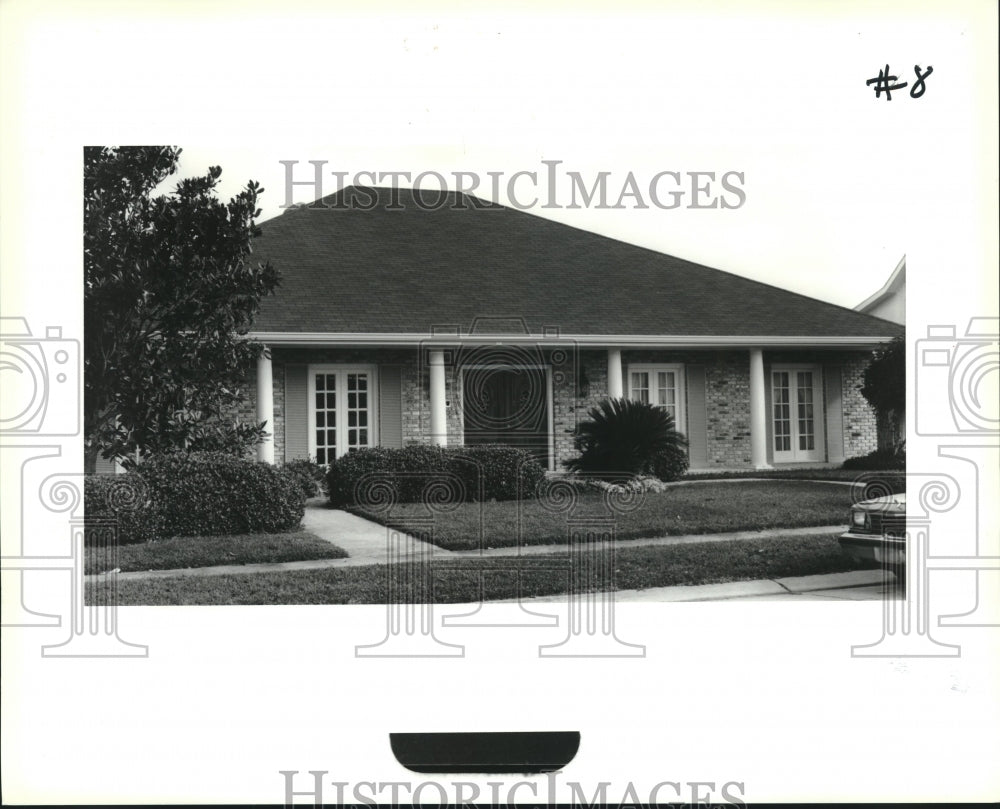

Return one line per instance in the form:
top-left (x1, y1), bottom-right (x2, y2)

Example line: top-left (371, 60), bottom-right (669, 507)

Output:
top-left (565, 397), bottom-right (689, 481)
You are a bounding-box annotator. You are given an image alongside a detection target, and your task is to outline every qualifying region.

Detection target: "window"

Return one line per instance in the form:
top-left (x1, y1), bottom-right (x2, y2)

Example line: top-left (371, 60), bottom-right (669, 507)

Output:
top-left (770, 364), bottom-right (824, 462)
top-left (308, 366), bottom-right (378, 464)
top-left (627, 363), bottom-right (686, 431)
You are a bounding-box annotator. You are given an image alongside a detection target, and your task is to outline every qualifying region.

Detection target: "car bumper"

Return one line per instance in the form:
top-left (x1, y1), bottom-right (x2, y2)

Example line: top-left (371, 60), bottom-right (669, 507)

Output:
top-left (838, 532), bottom-right (906, 566)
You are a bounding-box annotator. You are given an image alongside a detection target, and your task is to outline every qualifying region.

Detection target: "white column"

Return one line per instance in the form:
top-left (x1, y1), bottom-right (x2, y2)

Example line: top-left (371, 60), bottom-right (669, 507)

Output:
top-left (607, 349), bottom-right (624, 398)
top-left (749, 348), bottom-right (770, 469)
top-left (429, 349), bottom-right (447, 446)
top-left (256, 349), bottom-right (275, 464)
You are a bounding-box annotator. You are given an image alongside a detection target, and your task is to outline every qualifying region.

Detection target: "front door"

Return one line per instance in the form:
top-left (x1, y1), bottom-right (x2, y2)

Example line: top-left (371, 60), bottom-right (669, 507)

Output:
top-left (462, 366), bottom-right (549, 467)
top-left (771, 365), bottom-right (825, 463)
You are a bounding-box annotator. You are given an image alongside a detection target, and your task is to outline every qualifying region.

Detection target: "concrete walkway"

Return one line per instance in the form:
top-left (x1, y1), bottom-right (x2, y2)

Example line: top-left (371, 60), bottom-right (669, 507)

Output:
top-left (301, 502), bottom-right (454, 564)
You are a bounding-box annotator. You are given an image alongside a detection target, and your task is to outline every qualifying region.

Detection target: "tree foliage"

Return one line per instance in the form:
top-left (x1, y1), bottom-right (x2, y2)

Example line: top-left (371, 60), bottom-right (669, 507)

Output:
top-left (860, 336), bottom-right (905, 418)
top-left (84, 146), bottom-right (279, 467)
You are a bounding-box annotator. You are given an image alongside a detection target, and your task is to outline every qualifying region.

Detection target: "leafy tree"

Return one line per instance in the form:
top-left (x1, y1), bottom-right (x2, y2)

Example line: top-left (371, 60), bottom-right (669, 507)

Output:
top-left (565, 397), bottom-right (689, 480)
top-left (860, 336), bottom-right (905, 447)
top-left (84, 146), bottom-right (279, 470)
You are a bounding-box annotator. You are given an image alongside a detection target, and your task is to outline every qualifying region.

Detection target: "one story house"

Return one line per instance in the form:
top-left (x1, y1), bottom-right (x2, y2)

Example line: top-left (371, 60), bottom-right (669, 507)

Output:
top-left (241, 186), bottom-right (903, 472)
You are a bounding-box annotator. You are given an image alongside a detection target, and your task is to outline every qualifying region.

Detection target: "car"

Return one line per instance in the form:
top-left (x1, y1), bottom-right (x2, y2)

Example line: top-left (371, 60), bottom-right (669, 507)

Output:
top-left (839, 492), bottom-right (907, 578)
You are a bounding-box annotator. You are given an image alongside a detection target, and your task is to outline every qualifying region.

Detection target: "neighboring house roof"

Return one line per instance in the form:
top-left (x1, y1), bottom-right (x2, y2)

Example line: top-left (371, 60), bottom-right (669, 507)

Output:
top-left (855, 255), bottom-right (905, 324)
top-left (250, 186), bottom-right (903, 342)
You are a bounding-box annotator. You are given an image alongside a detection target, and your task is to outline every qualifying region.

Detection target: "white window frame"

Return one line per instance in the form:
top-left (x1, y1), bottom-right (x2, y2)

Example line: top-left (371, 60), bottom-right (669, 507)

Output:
top-left (307, 364), bottom-right (379, 463)
top-left (770, 363), bottom-right (825, 463)
top-left (626, 363), bottom-right (686, 433)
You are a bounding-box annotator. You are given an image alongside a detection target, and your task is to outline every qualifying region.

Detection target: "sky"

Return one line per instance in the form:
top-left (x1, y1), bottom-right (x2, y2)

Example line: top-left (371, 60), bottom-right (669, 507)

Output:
top-left (149, 5), bottom-right (987, 314)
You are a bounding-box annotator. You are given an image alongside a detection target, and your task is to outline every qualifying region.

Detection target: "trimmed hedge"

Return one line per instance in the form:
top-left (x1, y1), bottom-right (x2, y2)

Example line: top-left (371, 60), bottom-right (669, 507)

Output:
top-left (327, 444), bottom-right (546, 508)
top-left (453, 444), bottom-right (547, 501)
top-left (842, 446), bottom-right (906, 471)
top-left (139, 451), bottom-right (306, 537)
top-left (84, 473), bottom-right (161, 545)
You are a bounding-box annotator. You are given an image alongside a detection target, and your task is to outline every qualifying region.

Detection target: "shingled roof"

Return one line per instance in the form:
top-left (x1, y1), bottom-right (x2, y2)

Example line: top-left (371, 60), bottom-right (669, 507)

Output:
top-left (250, 186), bottom-right (903, 340)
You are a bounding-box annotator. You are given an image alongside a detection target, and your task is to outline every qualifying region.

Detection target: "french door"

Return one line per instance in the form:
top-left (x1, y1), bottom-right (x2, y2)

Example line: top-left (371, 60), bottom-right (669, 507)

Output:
top-left (771, 364), bottom-right (824, 463)
top-left (307, 365), bottom-right (378, 464)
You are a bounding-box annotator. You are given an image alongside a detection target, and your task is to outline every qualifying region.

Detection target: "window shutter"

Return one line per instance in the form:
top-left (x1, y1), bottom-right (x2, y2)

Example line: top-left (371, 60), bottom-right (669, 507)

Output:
top-left (824, 365), bottom-right (845, 464)
top-left (284, 364), bottom-right (310, 461)
top-left (379, 365), bottom-right (403, 449)
top-left (686, 365), bottom-right (708, 469)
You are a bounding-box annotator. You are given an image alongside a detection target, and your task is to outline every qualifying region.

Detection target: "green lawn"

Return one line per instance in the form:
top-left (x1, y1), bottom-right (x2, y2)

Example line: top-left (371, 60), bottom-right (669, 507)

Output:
top-left (88, 533), bottom-right (874, 605)
top-left (351, 480), bottom-right (856, 551)
top-left (85, 530), bottom-right (347, 575)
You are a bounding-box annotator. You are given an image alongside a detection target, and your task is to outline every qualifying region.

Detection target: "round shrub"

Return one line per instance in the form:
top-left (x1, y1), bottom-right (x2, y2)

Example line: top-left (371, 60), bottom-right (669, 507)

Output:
top-left (138, 451), bottom-right (305, 537)
top-left (650, 443), bottom-right (690, 482)
top-left (84, 472), bottom-right (162, 545)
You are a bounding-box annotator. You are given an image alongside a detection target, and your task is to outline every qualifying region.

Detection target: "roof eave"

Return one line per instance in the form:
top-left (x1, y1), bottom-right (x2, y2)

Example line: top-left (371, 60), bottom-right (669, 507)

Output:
top-left (249, 331), bottom-right (896, 350)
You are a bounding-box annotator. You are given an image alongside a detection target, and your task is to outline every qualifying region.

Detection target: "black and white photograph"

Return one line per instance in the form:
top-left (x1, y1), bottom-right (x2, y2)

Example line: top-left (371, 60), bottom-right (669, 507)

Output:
top-left (1, 1), bottom-right (997, 804)
top-left (81, 153), bottom-right (907, 609)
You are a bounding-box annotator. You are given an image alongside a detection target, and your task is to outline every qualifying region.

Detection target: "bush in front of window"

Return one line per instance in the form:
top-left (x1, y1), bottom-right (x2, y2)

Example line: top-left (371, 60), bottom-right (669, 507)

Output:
top-left (84, 472), bottom-right (162, 545)
top-left (450, 444), bottom-right (547, 502)
top-left (326, 444), bottom-right (545, 508)
top-left (280, 458), bottom-right (328, 498)
top-left (138, 451), bottom-right (306, 537)
top-left (565, 397), bottom-right (689, 481)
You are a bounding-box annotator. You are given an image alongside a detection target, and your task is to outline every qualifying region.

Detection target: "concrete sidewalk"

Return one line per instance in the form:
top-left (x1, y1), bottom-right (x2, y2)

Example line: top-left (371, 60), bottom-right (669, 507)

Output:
top-left (495, 568), bottom-right (898, 603)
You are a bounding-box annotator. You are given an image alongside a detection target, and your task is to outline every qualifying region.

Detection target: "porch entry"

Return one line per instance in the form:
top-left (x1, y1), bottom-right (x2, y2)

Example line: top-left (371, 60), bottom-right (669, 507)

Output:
top-left (461, 364), bottom-right (551, 468)
top-left (771, 364), bottom-right (825, 463)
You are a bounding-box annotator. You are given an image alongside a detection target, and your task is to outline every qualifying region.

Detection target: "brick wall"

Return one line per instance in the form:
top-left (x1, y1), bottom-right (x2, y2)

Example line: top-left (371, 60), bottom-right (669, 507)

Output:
top-left (551, 350), bottom-right (608, 469)
top-left (704, 352), bottom-right (754, 466)
top-left (841, 352), bottom-right (879, 458)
